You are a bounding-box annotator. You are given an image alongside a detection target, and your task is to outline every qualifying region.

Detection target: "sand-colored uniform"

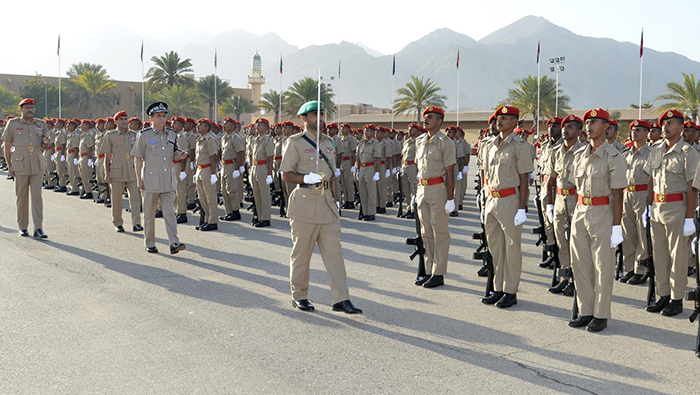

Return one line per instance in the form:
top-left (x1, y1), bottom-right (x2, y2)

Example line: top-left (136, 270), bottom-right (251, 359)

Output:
top-left (94, 129), bottom-right (110, 201)
top-left (645, 139), bottom-right (699, 300)
top-left (78, 130), bottom-right (95, 195)
top-left (3, 117), bottom-right (49, 230)
top-left (569, 142), bottom-right (626, 319)
top-left (131, 127), bottom-right (181, 248)
top-left (251, 133), bottom-right (274, 221)
top-left (186, 131), bottom-right (198, 203)
top-left (280, 130), bottom-right (350, 303)
top-left (195, 131), bottom-right (220, 224)
top-left (174, 130), bottom-right (191, 215)
top-left (234, 132), bottom-right (247, 207)
top-left (415, 130), bottom-right (457, 276)
top-left (610, 139), bottom-right (626, 153)
top-left (220, 132), bottom-right (245, 215)
top-left (457, 138), bottom-right (471, 205)
top-left (375, 139), bottom-right (389, 209)
top-left (43, 127), bottom-right (57, 188)
top-left (332, 134), bottom-right (343, 202)
top-left (401, 137), bottom-right (418, 210)
top-left (538, 138), bottom-right (562, 250)
top-left (340, 133), bottom-right (357, 204)
top-left (53, 128), bottom-right (68, 187)
top-left (355, 137), bottom-right (381, 216)
top-left (387, 137), bottom-right (400, 201)
top-left (551, 141), bottom-right (585, 272)
top-left (67, 129), bottom-right (81, 192)
top-left (100, 129), bottom-right (141, 227)
top-left (621, 144), bottom-right (651, 275)
top-left (483, 133), bottom-right (534, 293)
top-left (454, 138), bottom-right (466, 208)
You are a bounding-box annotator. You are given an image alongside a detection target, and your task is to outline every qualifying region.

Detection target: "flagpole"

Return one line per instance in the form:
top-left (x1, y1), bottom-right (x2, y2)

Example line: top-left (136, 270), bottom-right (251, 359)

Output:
top-left (638, 28), bottom-right (644, 119)
top-left (279, 54), bottom-right (283, 123)
top-left (141, 40), bottom-right (145, 120)
top-left (456, 48), bottom-right (460, 127)
top-left (337, 60), bottom-right (341, 124)
top-left (391, 55), bottom-right (395, 129)
top-left (316, 67), bottom-right (321, 172)
top-left (214, 47), bottom-right (218, 123)
top-left (536, 39), bottom-right (541, 138)
top-left (58, 34), bottom-right (62, 118)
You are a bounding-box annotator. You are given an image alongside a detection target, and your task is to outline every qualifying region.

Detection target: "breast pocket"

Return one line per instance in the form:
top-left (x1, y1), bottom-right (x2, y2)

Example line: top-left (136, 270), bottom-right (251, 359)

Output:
top-left (289, 190), bottom-right (316, 219)
top-left (12, 155), bottom-right (24, 172)
top-left (110, 163), bottom-right (123, 179)
top-left (666, 157), bottom-right (684, 176)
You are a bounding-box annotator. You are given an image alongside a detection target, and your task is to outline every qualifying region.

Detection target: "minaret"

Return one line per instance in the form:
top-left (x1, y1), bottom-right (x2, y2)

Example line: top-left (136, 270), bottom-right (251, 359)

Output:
top-left (247, 51), bottom-right (265, 116)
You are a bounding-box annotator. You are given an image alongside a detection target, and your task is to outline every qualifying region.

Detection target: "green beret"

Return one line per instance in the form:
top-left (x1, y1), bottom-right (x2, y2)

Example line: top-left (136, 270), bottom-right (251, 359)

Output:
top-left (297, 101), bottom-right (323, 116)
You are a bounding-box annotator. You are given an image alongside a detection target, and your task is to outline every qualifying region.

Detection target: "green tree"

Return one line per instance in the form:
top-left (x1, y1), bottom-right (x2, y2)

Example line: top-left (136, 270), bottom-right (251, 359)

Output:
top-left (147, 51), bottom-right (195, 89)
top-left (0, 86), bottom-right (21, 117)
top-left (21, 76), bottom-right (61, 118)
top-left (502, 75), bottom-right (570, 123)
top-left (260, 90), bottom-right (284, 123)
top-left (393, 76), bottom-right (447, 121)
top-left (196, 75), bottom-right (234, 119)
top-left (64, 64), bottom-right (118, 118)
top-left (656, 72), bottom-right (700, 122)
top-left (284, 77), bottom-right (335, 117)
top-left (630, 101), bottom-right (653, 109)
top-left (155, 85), bottom-right (204, 119)
top-left (221, 94), bottom-right (257, 120)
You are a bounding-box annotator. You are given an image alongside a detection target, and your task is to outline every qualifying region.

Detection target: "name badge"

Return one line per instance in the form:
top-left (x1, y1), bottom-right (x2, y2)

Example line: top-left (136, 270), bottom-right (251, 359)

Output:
top-left (149, 140), bottom-right (157, 143)
top-left (115, 138), bottom-right (122, 142)
top-left (304, 148), bottom-right (315, 153)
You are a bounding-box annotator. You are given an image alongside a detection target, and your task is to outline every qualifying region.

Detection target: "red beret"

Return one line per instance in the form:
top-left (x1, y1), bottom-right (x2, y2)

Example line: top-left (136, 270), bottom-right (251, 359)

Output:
top-left (363, 123), bottom-right (377, 130)
top-left (255, 117), bottom-right (269, 125)
top-left (494, 105), bottom-right (520, 118)
top-left (196, 118), bottom-right (209, 125)
top-left (326, 122), bottom-right (338, 129)
top-left (44, 118), bottom-right (54, 124)
top-left (608, 119), bottom-right (618, 126)
top-left (185, 117), bottom-right (196, 124)
top-left (67, 119), bottom-right (79, 126)
top-left (629, 119), bottom-right (652, 130)
top-left (72, 118), bottom-right (81, 124)
top-left (19, 98), bottom-right (35, 107)
top-left (650, 121), bottom-right (660, 129)
top-left (422, 106), bottom-right (445, 118)
top-left (659, 109), bottom-right (684, 124)
top-left (143, 121), bottom-right (151, 127)
top-left (96, 118), bottom-right (106, 124)
top-left (282, 120), bottom-right (294, 127)
top-left (222, 116), bottom-right (236, 124)
top-left (54, 118), bottom-right (65, 124)
top-left (106, 117), bottom-right (115, 122)
top-left (171, 116), bottom-right (186, 124)
top-left (546, 116), bottom-right (563, 127)
top-left (488, 114), bottom-right (496, 124)
top-left (683, 120), bottom-right (697, 129)
top-left (339, 122), bottom-right (351, 129)
top-left (561, 114), bottom-right (583, 128)
top-left (583, 108), bottom-right (610, 122)
top-left (128, 117), bottom-right (141, 123)
top-left (165, 120), bottom-right (172, 126)
top-left (216, 123), bottom-right (223, 129)
top-left (114, 111), bottom-right (127, 120)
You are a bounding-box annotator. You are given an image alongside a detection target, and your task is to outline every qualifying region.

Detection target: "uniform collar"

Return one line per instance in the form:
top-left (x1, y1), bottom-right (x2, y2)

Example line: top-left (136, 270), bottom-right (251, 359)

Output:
top-left (587, 140), bottom-right (610, 158)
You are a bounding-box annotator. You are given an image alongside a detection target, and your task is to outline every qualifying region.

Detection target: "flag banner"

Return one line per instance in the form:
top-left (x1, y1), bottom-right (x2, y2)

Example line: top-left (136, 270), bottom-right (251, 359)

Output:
top-left (140, 40), bottom-right (143, 62)
top-left (536, 40), bottom-right (540, 64)
top-left (456, 49), bottom-right (460, 69)
top-left (392, 55), bottom-right (395, 76)
top-left (214, 48), bottom-right (218, 68)
top-left (280, 55), bottom-right (283, 74)
top-left (57, 35), bottom-right (60, 56)
top-left (639, 29), bottom-right (644, 58)
top-left (338, 60), bottom-right (341, 78)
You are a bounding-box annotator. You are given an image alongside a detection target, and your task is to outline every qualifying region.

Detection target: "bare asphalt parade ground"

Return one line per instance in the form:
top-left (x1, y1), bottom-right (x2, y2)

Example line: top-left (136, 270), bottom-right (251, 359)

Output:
top-left (0, 167), bottom-right (697, 395)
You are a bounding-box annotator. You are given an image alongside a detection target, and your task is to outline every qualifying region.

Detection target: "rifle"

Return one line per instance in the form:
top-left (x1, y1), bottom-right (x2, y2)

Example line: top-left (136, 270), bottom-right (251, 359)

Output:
top-left (396, 171), bottom-right (404, 218)
top-left (193, 197), bottom-right (206, 230)
top-left (277, 171), bottom-right (286, 217)
top-left (564, 199), bottom-right (579, 320)
top-left (406, 200), bottom-right (426, 282)
top-left (532, 178), bottom-right (550, 263)
top-left (473, 189), bottom-right (495, 296)
top-left (687, 197), bottom-right (700, 358)
top-left (638, 198), bottom-right (655, 307)
top-left (615, 245), bottom-right (624, 280)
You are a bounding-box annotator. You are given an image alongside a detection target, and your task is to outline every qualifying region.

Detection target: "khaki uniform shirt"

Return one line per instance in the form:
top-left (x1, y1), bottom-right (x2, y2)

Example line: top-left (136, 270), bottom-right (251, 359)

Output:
top-left (94, 131), bottom-right (106, 157)
top-left (44, 128), bottom-right (56, 157)
top-left (221, 132), bottom-right (244, 161)
top-left (195, 131), bottom-right (219, 166)
top-left (100, 129), bottom-right (138, 182)
top-left (645, 139), bottom-right (699, 222)
top-left (356, 138), bottom-right (381, 169)
top-left (402, 137), bottom-right (416, 166)
top-left (131, 127), bottom-right (179, 193)
top-left (483, 133), bottom-right (534, 190)
top-left (54, 128), bottom-right (67, 153)
top-left (610, 139), bottom-right (626, 153)
top-left (341, 134), bottom-right (358, 159)
top-left (569, 142), bottom-right (626, 198)
top-left (553, 141), bottom-right (585, 189)
top-left (68, 130), bottom-right (80, 150)
top-left (415, 130), bottom-right (457, 180)
top-left (252, 134), bottom-right (274, 163)
top-left (539, 137), bottom-right (562, 176)
top-left (3, 117), bottom-right (49, 176)
top-left (177, 131), bottom-right (190, 160)
top-left (79, 131), bottom-right (95, 157)
top-left (624, 144), bottom-right (651, 187)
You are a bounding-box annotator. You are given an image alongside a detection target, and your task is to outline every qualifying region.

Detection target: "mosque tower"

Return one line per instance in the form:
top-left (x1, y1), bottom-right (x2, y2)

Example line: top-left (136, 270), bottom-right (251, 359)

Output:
top-left (247, 51), bottom-right (265, 116)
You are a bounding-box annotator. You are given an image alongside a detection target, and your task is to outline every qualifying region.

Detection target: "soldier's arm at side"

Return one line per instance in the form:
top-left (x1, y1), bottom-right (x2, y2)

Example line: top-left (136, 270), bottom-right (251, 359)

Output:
top-left (545, 171), bottom-right (557, 205)
top-left (686, 181), bottom-right (697, 219)
top-left (612, 188), bottom-right (623, 225)
top-left (134, 157), bottom-right (144, 190)
top-left (445, 164), bottom-right (455, 200)
top-left (647, 175), bottom-right (653, 205)
top-left (518, 173), bottom-right (529, 209)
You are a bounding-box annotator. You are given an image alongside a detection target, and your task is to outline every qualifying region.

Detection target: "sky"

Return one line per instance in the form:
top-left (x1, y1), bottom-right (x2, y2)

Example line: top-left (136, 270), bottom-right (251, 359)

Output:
top-left (1, 0), bottom-right (699, 77)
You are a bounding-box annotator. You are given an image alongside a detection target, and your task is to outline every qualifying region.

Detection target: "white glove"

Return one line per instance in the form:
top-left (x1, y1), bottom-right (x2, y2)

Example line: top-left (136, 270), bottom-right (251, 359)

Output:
top-left (546, 204), bottom-right (554, 223)
top-left (444, 199), bottom-right (455, 214)
top-left (356, 172), bottom-right (360, 181)
top-left (50, 154), bottom-right (55, 162)
top-left (683, 218), bottom-right (695, 237)
top-left (265, 175), bottom-right (273, 185)
top-left (373, 172), bottom-right (380, 182)
top-left (611, 225), bottom-right (623, 248)
top-left (193, 175), bottom-right (197, 183)
top-left (232, 170), bottom-right (240, 179)
top-left (642, 205), bottom-right (651, 227)
top-left (60, 155), bottom-right (65, 162)
top-left (462, 166), bottom-right (468, 174)
top-left (350, 166), bottom-right (356, 173)
top-left (514, 209), bottom-right (527, 226)
top-left (210, 174), bottom-right (218, 185)
top-left (391, 167), bottom-right (397, 175)
top-left (410, 195), bottom-right (416, 206)
top-left (239, 166), bottom-right (245, 174)
top-left (457, 172), bottom-right (463, 181)
top-left (88, 159), bottom-right (94, 167)
top-left (416, 173), bottom-right (420, 182)
top-left (334, 168), bottom-right (341, 177)
top-left (533, 195), bottom-right (540, 206)
top-left (179, 171), bottom-right (187, 181)
top-left (73, 158), bottom-right (78, 165)
top-left (529, 173), bottom-right (535, 180)
top-left (693, 237), bottom-right (698, 256)
top-left (336, 201), bottom-right (341, 212)
top-left (190, 161), bottom-right (195, 170)
top-left (303, 172), bottom-right (323, 184)
top-left (385, 169), bottom-right (391, 178)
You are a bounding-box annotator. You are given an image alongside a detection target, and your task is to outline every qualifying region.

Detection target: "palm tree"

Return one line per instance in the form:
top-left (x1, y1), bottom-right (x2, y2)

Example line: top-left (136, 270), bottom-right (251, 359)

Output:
top-left (502, 75), bottom-right (570, 123)
top-left (0, 85), bottom-right (21, 117)
top-left (64, 65), bottom-right (117, 117)
top-left (146, 51), bottom-right (195, 89)
top-left (221, 94), bottom-right (257, 120)
top-left (155, 85), bottom-right (204, 119)
top-left (656, 73), bottom-right (700, 122)
top-left (284, 77), bottom-right (335, 117)
top-left (393, 76), bottom-right (447, 121)
top-left (260, 90), bottom-right (284, 122)
top-left (196, 75), bottom-right (234, 119)
top-left (67, 62), bottom-right (106, 79)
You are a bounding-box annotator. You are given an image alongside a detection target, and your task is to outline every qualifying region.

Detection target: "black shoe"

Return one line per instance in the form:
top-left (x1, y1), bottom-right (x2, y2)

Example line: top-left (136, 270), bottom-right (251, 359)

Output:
top-left (332, 300), bottom-right (363, 314)
top-left (155, 210), bottom-right (163, 218)
top-left (133, 224), bottom-right (144, 232)
top-left (170, 242), bottom-right (186, 255)
top-left (568, 315), bottom-right (593, 328)
top-left (146, 246), bottom-right (158, 253)
top-left (562, 282), bottom-right (575, 297)
top-left (220, 211), bottom-right (242, 221)
top-left (404, 212), bottom-right (415, 219)
top-left (105, 199), bottom-right (111, 208)
top-left (414, 275), bottom-right (430, 286)
top-left (343, 202), bottom-right (355, 209)
top-left (661, 299), bottom-right (683, 317)
top-left (538, 256), bottom-right (554, 269)
top-left (458, 205), bottom-right (463, 210)
top-left (363, 215), bottom-right (375, 221)
top-left (496, 293), bottom-right (517, 308)
top-left (54, 186), bottom-right (67, 192)
top-left (292, 299), bottom-right (315, 312)
top-left (449, 211), bottom-right (458, 217)
top-left (627, 274), bottom-right (646, 285)
top-left (33, 229), bottom-right (48, 239)
top-left (176, 214), bottom-right (188, 224)
top-left (477, 265), bottom-right (488, 277)
top-left (187, 203), bottom-right (196, 210)
top-left (66, 191), bottom-right (79, 196)
top-left (253, 220), bottom-right (270, 228)
top-left (200, 223), bottom-right (219, 231)
top-left (357, 213), bottom-right (364, 220)
top-left (115, 225), bottom-right (125, 233)
top-left (618, 270), bottom-right (635, 283)
top-left (481, 291), bottom-right (504, 305)
top-left (195, 222), bottom-right (207, 231)
top-left (7, 175), bottom-right (14, 180)
top-left (19, 229), bottom-right (28, 237)
top-left (548, 279), bottom-right (569, 294)
top-left (79, 193), bottom-right (92, 200)
top-left (586, 317), bottom-right (608, 332)
top-left (646, 295), bottom-right (671, 313)
top-left (422, 275), bottom-right (444, 288)
top-left (689, 267), bottom-right (696, 277)
top-left (95, 198), bottom-right (105, 204)
top-left (385, 202), bottom-right (393, 208)
top-left (43, 185), bottom-right (53, 190)
top-left (376, 207), bottom-right (386, 214)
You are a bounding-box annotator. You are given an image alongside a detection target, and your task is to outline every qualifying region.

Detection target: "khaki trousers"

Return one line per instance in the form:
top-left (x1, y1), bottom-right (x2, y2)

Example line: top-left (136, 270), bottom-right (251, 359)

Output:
top-left (251, 163), bottom-right (271, 221)
top-left (15, 173), bottom-right (43, 230)
top-left (650, 200), bottom-right (689, 300)
top-left (111, 180), bottom-right (141, 227)
top-left (459, 166), bottom-right (468, 206)
top-left (454, 166), bottom-right (463, 208)
top-left (176, 173), bottom-right (188, 215)
top-left (54, 154), bottom-right (68, 187)
top-left (358, 166), bottom-right (377, 216)
top-left (78, 157), bottom-right (92, 194)
top-left (416, 183), bottom-right (450, 276)
top-left (484, 192), bottom-right (523, 293)
top-left (289, 219), bottom-right (350, 303)
top-left (402, 165), bottom-right (417, 212)
top-left (570, 204), bottom-right (614, 319)
top-left (195, 167), bottom-right (219, 224)
top-left (340, 159), bottom-right (354, 203)
top-left (221, 164), bottom-right (241, 214)
top-left (143, 191), bottom-right (179, 248)
top-left (95, 157), bottom-right (109, 200)
top-left (186, 160), bottom-right (196, 203)
top-left (67, 152), bottom-right (80, 192)
top-left (553, 194), bottom-right (576, 272)
top-left (44, 152), bottom-right (57, 187)
top-left (621, 191), bottom-right (648, 275)
top-left (540, 180), bottom-right (556, 249)
top-left (376, 163), bottom-right (387, 208)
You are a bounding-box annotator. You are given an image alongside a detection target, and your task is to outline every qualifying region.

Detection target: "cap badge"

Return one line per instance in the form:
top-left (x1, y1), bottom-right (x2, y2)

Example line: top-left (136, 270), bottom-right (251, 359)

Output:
top-left (667, 111), bottom-right (673, 117)
top-left (634, 120), bottom-right (639, 126)
top-left (590, 109), bottom-right (597, 117)
top-left (569, 115), bottom-right (574, 120)
top-left (501, 107), bottom-right (507, 113)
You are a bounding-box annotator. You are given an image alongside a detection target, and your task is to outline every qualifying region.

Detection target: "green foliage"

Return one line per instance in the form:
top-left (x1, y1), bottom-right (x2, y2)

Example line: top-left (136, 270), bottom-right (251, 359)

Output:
top-left (656, 73), bottom-right (700, 122)
top-left (21, 76), bottom-right (61, 118)
top-left (0, 86), bottom-right (21, 117)
top-left (155, 85), bottom-right (204, 119)
top-left (503, 75), bottom-right (570, 122)
top-left (260, 90), bottom-right (284, 123)
top-left (393, 76), bottom-right (447, 122)
top-left (147, 51), bottom-right (195, 89)
top-left (196, 75), bottom-right (234, 119)
top-left (64, 63), bottom-right (118, 118)
top-left (283, 77), bottom-right (335, 117)
top-left (220, 94), bottom-right (257, 119)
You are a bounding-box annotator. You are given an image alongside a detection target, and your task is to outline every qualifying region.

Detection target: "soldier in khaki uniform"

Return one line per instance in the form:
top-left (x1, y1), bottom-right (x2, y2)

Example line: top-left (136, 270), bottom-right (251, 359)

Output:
top-left (545, 115), bottom-right (586, 295)
top-left (3, 98), bottom-right (50, 238)
top-left (445, 126), bottom-right (463, 217)
top-left (339, 122), bottom-right (357, 208)
top-left (355, 124), bottom-right (381, 221)
top-left (618, 120), bottom-right (652, 285)
top-left (537, 117), bottom-right (563, 268)
top-left (94, 119), bottom-right (110, 204)
top-left (66, 119), bottom-right (81, 195)
top-left (327, 123), bottom-right (343, 206)
top-left (649, 122), bottom-right (662, 144)
top-left (42, 119), bottom-right (57, 190)
top-left (0, 119), bottom-right (6, 170)
top-left (645, 109), bottom-right (699, 316)
top-left (401, 123), bottom-right (422, 219)
top-left (170, 116), bottom-right (189, 223)
top-left (480, 106), bottom-right (533, 306)
top-left (456, 128), bottom-right (471, 210)
top-left (219, 116), bottom-right (245, 221)
top-left (53, 119), bottom-right (68, 192)
top-left (100, 111), bottom-right (142, 232)
top-left (374, 127), bottom-right (389, 213)
top-left (183, 117), bottom-right (198, 210)
top-left (280, 100), bottom-right (361, 314)
top-left (414, 106), bottom-right (457, 289)
top-left (250, 118), bottom-right (275, 227)
top-left (132, 102), bottom-right (186, 254)
top-left (194, 118), bottom-right (220, 231)
top-left (568, 108), bottom-right (626, 332)
top-left (606, 119), bottom-right (627, 153)
top-left (77, 120), bottom-right (95, 199)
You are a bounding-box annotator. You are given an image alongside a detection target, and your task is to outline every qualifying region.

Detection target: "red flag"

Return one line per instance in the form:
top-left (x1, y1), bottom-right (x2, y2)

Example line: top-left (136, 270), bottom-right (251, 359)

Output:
top-left (57, 34), bottom-right (60, 56)
top-left (456, 49), bottom-right (460, 69)
top-left (279, 55), bottom-right (283, 74)
top-left (639, 29), bottom-right (644, 58)
top-left (536, 40), bottom-right (540, 64)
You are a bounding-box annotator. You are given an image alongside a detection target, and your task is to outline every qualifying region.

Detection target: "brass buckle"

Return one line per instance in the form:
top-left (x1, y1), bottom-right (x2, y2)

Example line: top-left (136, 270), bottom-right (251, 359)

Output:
top-left (628, 185), bottom-right (636, 192)
top-left (583, 197), bottom-right (592, 206)
top-left (657, 194), bottom-right (667, 203)
top-left (420, 179), bottom-right (428, 186)
top-left (314, 174), bottom-right (327, 192)
top-left (491, 190), bottom-right (501, 198)
top-left (562, 189), bottom-right (570, 196)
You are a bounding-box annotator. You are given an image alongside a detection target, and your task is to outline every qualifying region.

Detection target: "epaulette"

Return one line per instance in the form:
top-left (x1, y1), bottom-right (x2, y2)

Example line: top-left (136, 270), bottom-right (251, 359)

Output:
top-left (681, 142), bottom-right (693, 153)
top-left (574, 144), bottom-right (588, 155)
top-left (512, 134), bottom-right (525, 143)
top-left (605, 144), bottom-right (620, 157)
